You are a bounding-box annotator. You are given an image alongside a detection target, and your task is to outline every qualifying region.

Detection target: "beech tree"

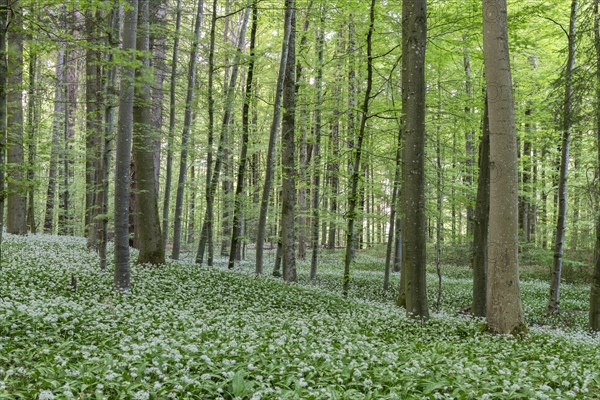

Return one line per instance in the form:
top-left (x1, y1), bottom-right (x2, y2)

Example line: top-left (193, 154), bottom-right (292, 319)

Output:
top-left (590, 0), bottom-right (600, 331)
top-left (114, 0), bottom-right (138, 291)
top-left (483, 0), bottom-right (524, 334)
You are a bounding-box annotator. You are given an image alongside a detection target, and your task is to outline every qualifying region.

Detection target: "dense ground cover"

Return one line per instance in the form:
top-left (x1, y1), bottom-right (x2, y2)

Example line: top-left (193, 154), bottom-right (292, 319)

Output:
top-left (1, 234), bottom-right (599, 399)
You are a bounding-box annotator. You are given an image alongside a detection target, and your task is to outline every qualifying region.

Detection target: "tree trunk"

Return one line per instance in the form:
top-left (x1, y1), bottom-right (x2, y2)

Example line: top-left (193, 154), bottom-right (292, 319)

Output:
top-left (399, 0), bottom-right (428, 319)
top-left (171, 0), bottom-right (203, 260)
top-left (85, 9), bottom-right (103, 243)
top-left (161, 0), bottom-right (182, 251)
top-left (255, 0), bottom-right (294, 275)
top-left (197, 4), bottom-right (249, 266)
top-left (547, 0), bottom-right (577, 316)
top-left (281, 6), bottom-right (297, 282)
top-left (6, 1), bottom-right (26, 235)
top-left (44, 19), bottom-right (67, 233)
top-left (0, 0), bottom-right (7, 244)
top-left (132, 0), bottom-right (165, 265)
top-left (114, 0), bottom-right (138, 291)
top-left (463, 36), bottom-right (474, 237)
top-left (229, 0), bottom-right (257, 270)
top-left (590, 0), bottom-right (600, 331)
top-left (483, 0), bottom-right (524, 334)
top-left (26, 47), bottom-right (37, 233)
top-left (472, 93), bottom-right (490, 318)
top-left (99, 1), bottom-right (120, 271)
top-left (343, 0), bottom-right (376, 297)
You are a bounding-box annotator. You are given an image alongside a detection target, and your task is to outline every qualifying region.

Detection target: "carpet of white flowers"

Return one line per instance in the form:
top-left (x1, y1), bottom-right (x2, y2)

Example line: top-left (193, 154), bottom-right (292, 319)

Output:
top-left (1, 234), bottom-right (600, 399)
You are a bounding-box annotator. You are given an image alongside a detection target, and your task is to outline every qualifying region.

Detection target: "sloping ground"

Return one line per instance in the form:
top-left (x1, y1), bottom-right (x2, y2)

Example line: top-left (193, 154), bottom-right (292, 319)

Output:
top-left (1, 234), bottom-right (599, 399)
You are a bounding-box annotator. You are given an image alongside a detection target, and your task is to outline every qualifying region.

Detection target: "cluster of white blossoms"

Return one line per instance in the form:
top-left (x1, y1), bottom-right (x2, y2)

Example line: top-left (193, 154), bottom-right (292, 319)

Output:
top-left (0, 233), bottom-right (598, 399)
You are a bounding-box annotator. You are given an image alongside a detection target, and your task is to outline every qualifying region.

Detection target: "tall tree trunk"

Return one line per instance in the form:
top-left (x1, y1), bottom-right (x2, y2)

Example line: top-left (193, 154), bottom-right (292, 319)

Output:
top-left (399, 0), bottom-right (428, 319)
top-left (309, 6), bottom-right (325, 281)
top-left (161, 0), bottom-right (182, 251)
top-left (44, 41), bottom-right (66, 233)
top-left (6, 0), bottom-right (26, 235)
top-left (196, 0), bottom-right (217, 264)
top-left (590, 0), bottom-right (600, 331)
top-left (281, 6), bottom-right (297, 282)
top-left (343, 0), bottom-right (376, 297)
top-left (26, 47), bottom-right (37, 233)
top-left (114, 0), bottom-right (138, 291)
top-left (483, 0), bottom-right (524, 334)
top-left (171, 0), bottom-right (203, 260)
top-left (547, 0), bottom-right (577, 316)
top-left (0, 0), bottom-right (7, 245)
top-left (197, 4), bottom-right (250, 266)
top-left (85, 8), bottom-right (103, 243)
top-left (229, 0), bottom-right (257, 270)
top-left (99, 1), bottom-right (120, 271)
top-left (133, 0), bottom-right (165, 265)
top-left (472, 93), bottom-right (490, 317)
top-left (58, 42), bottom-right (78, 236)
top-left (255, 0), bottom-right (294, 275)
top-left (463, 35), bottom-right (474, 237)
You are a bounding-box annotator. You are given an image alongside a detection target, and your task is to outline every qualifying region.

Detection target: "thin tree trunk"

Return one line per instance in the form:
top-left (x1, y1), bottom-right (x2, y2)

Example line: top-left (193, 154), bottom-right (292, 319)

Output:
top-left (399, 0), bottom-right (428, 319)
top-left (255, 0), bottom-right (294, 275)
top-left (472, 93), bottom-right (490, 317)
top-left (547, 0), bottom-right (577, 316)
top-left (197, 4), bottom-right (250, 266)
top-left (6, 0), bottom-right (26, 235)
top-left (343, 0), bottom-right (376, 297)
top-left (0, 0), bottom-right (7, 247)
top-left (44, 41), bottom-right (66, 233)
top-left (133, 0), bottom-right (164, 265)
top-left (281, 6), bottom-right (297, 282)
top-left (483, 0), bottom-right (524, 334)
top-left (590, 0), bottom-right (600, 331)
top-left (85, 8), bottom-right (102, 243)
top-left (161, 0), bottom-right (182, 251)
top-left (26, 47), bottom-right (37, 233)
top-left (463, 36), bottom-right (474, 237)
top-left (171, 0), bottom-right (203, 260)
top-left (114, 0), bottom-right (138, 291)
top-left (229, 0), bottom-right (257, 270)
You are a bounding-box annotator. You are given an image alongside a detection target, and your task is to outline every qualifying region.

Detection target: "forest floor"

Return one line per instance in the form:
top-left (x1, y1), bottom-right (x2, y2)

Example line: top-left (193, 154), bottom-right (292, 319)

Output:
top-left (1, 233), bottom-right (599, 399)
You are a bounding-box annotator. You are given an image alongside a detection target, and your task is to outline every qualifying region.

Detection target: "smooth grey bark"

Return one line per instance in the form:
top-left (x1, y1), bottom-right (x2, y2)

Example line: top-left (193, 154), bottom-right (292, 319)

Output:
top-left (547, 0), bottom-right (578, 316)
top-left (255, 0), bottom-right (294, 275)
top-left (328, 30), bottom-right (342, 251)
top-left (483, 0), bottom-right (524, 334)
top-left (197, 4), bottom-right (250, 266)
top-left (399, 0), bottom-right (428, 319)
top-left (281, 7), bottom-right (297, 283)
top-left (343, 0), bottom-right (375, 297)
top-left (99, 1), bottom-right (120, 271)
top-left (463, 36), bottom-right (474, 237)
top-left (161, 0), bottom-right (182, 251)
top-left (171, 0), bottom-right (203, 260)
top-left (44, 43), bottom-right (66, 233)
top-left (229, 1), bottom-right (257, 270)
top-left (133, 0), bottom-right (165, 265)
top-left (590, 0), bottom-right (600, 332)
top-left (309, 7), bottom-right (325, 281)
top-left (6, 1), bottom-right (26, 235)
top-left (25, 47), bottom-right (37, 233)
top-left (196, 0), bottom-right (217, 264)
top-left (472, 93), bottom-right (490, 317)
top-left (85, 8), bottom-right (102, 243)
top-left (0, 0), bottom-right (7, 247)
top-left (114, 0), bottom-right (138, 291)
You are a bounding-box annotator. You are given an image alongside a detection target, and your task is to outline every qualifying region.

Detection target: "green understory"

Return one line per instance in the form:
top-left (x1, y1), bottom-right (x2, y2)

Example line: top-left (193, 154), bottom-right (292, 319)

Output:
top-left (1, 234), bottom-right (599, 399)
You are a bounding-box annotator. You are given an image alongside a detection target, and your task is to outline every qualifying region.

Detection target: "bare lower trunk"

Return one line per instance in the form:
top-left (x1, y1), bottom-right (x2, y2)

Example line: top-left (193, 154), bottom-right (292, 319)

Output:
top-left (255, 0), bottom-right (294, 275)
top-left (547, 0), bottom-right (577, 316)
top-left (114, 0), bottom-right (138, 291)
top-left (483, 0), bottom-right (524, 334)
